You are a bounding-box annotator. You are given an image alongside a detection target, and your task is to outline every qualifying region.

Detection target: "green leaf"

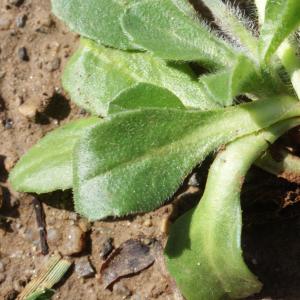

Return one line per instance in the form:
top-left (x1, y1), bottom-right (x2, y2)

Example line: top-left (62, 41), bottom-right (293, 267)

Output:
top-left (201, 0), bottom-right (258, 58)
top-left (26, 289), bottom-right (55, 300)
top-left (9, 117), bottom-right (100, 193)
top-left (51, 0), bottom-right (140, 50)
top-left (73, 96), bottom-right (299, 220)
top-left (165, 117), bottom-right (300, 300)
top-left (108, 83), bottom-right (185, 114)
top-left (259, 0), bottom-right (300, 62)
top-left (62, 39), bottom-right (220, 116)
top-left (200, 55), bottom-right (258, 106)
top-left (121, 0), bottom-right (235, 66)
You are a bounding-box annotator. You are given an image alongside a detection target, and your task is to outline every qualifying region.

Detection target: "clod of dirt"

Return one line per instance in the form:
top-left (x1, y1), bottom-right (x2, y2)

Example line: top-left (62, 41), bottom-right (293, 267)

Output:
top-left (18, 103), bottom-right (37, 119)
top-left (75, 257), bottom-right (95, 278)
top-left (60, 225), bottom-right (86, 256)
top-left (100, 237), bottom-right (114, 260)
top-left (17, 47), bottom-right (29, 61)
top-left (46, 57), bottom-right (61, 72)
top-left (15, 14), bottom-right (27, 28)
top-left (0, 17), bottom-right (11, 30)
top-left (100, 239), bottom-right (156, 289)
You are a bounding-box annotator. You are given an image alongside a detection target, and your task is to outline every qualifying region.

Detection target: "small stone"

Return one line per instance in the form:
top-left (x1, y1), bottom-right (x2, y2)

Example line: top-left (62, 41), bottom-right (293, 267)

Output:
top-left (3, 118), bottom-right (13, 129)
top-left (0, 18), bottom-right (11, 30)
top-left (16, 14), bottom-right (27, 28)
top-left (18, 103), bottom-right (37, 118)
top-left (47, 57), bottom-right (61, 72)
top-left (78, 219), bottom-right (91, 233)
top-left (188, 173), bottom-right (200, 187)
top-left (113, 282), bottom-right (132, 299)
top-left (100, 237), bottom-right (114, 259)
top-left (75, 257), bottom-right (95, 278)
top-left (18, 47), bottom-right (29, 61)
top-left (60, 225), bottom-right (85, 255)
top-left (143, 218), bottom-right (152, 227)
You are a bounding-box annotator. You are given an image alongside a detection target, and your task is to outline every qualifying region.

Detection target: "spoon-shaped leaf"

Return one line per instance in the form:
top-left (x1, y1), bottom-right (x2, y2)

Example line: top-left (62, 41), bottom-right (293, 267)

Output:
top-left (63, 39), bottom-right (219, 116)
top-left (73, 96), bottom-right (299, 220)
top-left (51, 0), bottom-right (140, 50)
top-left (121, 0), bottom-right (235, 66)
top-left (9, 117), bottom-right (100, 193)
top-left (259, 0), bottom-right (300, 62)
top-left (165, 117), bottom-right (300, 300)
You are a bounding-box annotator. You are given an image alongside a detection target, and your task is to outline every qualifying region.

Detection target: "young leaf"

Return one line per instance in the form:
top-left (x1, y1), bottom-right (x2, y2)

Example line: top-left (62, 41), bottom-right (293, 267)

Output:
top-left (121, 0), bottom-right (236, 66)
top-left (165, 117), bottom-right (300, 300)
top-left (62, 39), bottom-right (220, 116)
top-left (201, 0), bottom-right (258, 58)
top-left (200, 55), bottom-right (258, 106)
top-left (9, 117), bottom-right (100, 193)
top-left (73, 96), bottom-right (299, 220)
top-left (51, 0), bottom-right (140, 50)
top-left (259, 0), bottom-right (300, 62)
top-left (108, 83), bottom-right (185, 114)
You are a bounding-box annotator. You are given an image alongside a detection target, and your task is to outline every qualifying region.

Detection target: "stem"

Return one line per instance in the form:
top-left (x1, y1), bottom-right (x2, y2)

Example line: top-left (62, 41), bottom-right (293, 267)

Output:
top-left (166, 117), bottom-right (300, 300)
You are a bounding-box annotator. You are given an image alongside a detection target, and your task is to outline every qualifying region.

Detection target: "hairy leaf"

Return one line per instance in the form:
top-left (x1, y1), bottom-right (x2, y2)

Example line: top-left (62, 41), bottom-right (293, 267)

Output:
top-left (108, 83), bottom-right (185, 114)
top-left (63, 39), bottom-right (219, 116)
top-left (9, 117), bottom-right (100, 193)
top-left (200, 55), bottom-right (258, 106)
top-left (73, 96), bottom-right (299, 220)
top-left (51, 0), bottom-right (140, 50)
top-left (201, 0), bottom-right (258, 58)
top-left (165, 118), bottom-right (300, 300)
top-left (121, 0), bottom-right (235, 66)
top-left (259, 0), bottom-right (300, 62)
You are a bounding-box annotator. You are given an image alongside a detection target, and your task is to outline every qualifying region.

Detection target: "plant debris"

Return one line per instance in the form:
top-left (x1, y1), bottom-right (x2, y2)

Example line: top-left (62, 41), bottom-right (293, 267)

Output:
top-left (100, 239), bottom-right (156, 289)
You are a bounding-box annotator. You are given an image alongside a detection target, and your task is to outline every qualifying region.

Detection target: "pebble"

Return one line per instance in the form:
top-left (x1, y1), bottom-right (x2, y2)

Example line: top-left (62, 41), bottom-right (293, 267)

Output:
top-left (16, 14), bottom-right (27, 28)
top-left (47, 57), bottom-right (61, 72)
top-left (60, 225), bottom-right (85, 255)
top-left (75, 257), bottom-right (95, 278)
top-left (0, 17), bottom-right (11, 30)
top-left (188, 173), bottom-right (200, 187)
top-left (143, 218), bottom-right (152, 227)
top-left (18, 47), bottom-right (29, 61)
top-left (3, 118), bottom-right (13, 129)
top-left (100, 237), bottom-right (114, 259)
top-left (113, 282), bottom-right (132, 299)
top-left (18, 103), bottom-right (37, 118)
